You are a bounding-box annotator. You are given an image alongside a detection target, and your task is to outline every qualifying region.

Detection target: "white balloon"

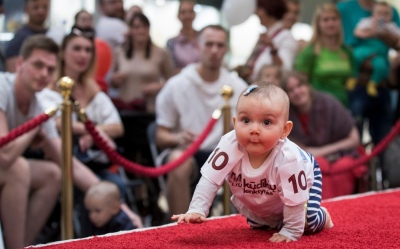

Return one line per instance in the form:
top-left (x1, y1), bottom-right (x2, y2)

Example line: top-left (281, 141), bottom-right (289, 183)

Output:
top-left (222, 0), bottom-right (256, 27)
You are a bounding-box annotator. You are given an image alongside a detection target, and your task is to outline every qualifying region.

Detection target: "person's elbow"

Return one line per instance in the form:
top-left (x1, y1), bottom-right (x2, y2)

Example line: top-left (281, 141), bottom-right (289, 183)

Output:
top-left (349, 126), bottom-right (360, 148)
top-left (155, 134), bottom-right (168, 149)
top-left (113, 123), bottom-right (124, 138)
top-left (0, 151), bottom-right (13, 169)
top-left (155, 126), bottom-right (173, 149)
top-left (118, 125), bottom-right (125, 138)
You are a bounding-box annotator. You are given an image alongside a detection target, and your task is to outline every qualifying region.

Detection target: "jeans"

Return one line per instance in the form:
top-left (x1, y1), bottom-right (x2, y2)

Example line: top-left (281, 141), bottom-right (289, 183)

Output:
top-left (349, 85), bottom-right (392, 145)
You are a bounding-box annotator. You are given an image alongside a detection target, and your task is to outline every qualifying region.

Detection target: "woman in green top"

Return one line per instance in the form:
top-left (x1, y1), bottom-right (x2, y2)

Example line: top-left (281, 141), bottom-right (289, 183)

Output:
top-left (295, 3), bottom-right (353, 107)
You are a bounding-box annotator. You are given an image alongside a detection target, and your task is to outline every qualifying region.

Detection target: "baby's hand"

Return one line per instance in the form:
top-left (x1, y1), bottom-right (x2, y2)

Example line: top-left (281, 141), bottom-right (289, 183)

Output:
top-left (269, 233), bottom-right (292, 243)
top-left (171, 213), bottom-right (206, 224)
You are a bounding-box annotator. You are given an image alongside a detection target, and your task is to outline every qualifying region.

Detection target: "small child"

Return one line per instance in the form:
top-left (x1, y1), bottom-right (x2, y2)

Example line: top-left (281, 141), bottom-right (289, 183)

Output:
top-left (84, 181), bottom-right (136, 236)
top-left (355, 1), bottom-right (400, 42)
top-left (352, 1), bottom-right (400, 95)
top-left (172, 84), bottom-right (333, 242)
top-left (257, 64), bottom-right (282, 86)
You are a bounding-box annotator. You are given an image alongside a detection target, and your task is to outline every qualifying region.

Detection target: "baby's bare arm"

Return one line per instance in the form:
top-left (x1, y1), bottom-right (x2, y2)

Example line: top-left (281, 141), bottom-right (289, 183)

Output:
top-left (269, 233), bottom-right (292, 242)
top-left (171, 213), bottom-right (206, 224)
top-left (170, 177), bottom-right (219, 224)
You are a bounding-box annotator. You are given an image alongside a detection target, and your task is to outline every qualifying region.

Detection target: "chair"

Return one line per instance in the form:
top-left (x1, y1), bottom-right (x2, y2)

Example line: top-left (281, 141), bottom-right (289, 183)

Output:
top-left (116, 166), bottom-right (144, 214)
top-left (146, 121), bottom-right (169, 196)
top-left (0, 223), bottom-right (4, 249)
top-left (115, 114), bottom-right (169, 226)
top-left (146, 122), bottom-right (230, 217)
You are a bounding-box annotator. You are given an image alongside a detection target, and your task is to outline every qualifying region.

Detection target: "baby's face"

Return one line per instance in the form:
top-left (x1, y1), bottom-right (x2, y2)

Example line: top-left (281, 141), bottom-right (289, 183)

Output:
top-left (259, 67), bottom-right (280, 86)
top-left (85, 196), bottom-right (118, 228)
top-left (233, 95), bottom-right (288, 160)
top-left (373, 5), bottom-right (392, 23)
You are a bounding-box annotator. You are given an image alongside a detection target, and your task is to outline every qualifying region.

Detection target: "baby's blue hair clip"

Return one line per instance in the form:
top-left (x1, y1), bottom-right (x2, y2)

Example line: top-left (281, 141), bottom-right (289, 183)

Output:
top-left (243, 85), bottom-right (258, 96)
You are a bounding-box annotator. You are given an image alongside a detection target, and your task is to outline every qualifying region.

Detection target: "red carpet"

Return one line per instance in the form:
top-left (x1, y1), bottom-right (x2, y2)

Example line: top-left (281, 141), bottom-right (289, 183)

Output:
top-left (29, 189), bottom-right (400, 249)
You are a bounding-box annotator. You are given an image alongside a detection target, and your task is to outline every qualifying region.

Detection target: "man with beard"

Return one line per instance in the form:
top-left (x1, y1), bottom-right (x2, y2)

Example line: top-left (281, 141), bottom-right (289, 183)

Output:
top-left (155, 25), bottom-right (247, 216)
top-left (96, 0), bottom-right (128, 97)
top-left (96, 0), bottom-right (128, 54)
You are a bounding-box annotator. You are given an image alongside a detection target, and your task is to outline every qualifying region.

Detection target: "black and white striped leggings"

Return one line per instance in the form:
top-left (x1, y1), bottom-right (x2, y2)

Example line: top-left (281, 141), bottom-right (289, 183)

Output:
top-left (305, 156), bottom-right (326, 233)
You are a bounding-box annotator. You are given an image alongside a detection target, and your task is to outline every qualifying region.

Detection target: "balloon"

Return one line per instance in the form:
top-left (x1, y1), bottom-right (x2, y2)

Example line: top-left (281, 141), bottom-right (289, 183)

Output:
top-left (221, 0), bottom-right (256, 27)
top-left (94, 38), bottom-right (112, 79)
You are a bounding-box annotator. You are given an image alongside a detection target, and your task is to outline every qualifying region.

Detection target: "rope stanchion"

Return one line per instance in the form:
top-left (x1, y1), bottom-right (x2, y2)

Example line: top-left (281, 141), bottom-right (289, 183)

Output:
top-left (0, 106), bottom-right (58, 147)
top-left (220, 85), bottom-right (233, 216)
top-left (58, 76), bottom-right (75, 241)
top-left (84, 108), bottom-right (221, 177)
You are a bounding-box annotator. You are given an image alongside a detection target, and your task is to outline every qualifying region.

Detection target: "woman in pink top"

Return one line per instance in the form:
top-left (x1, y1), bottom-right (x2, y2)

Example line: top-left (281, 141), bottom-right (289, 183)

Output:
top-left (111, 13), bottom-right (174, 113)
top-left (166, 0), bottom-right (201, 73)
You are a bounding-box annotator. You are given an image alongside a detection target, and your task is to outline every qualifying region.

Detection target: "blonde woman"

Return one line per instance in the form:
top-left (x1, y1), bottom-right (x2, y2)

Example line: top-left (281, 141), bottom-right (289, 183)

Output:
top-left (295, 3), bottom-right (353, 107)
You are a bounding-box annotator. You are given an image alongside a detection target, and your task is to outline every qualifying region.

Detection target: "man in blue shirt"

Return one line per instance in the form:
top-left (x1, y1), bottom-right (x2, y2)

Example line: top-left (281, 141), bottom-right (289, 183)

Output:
top-left (5, 0), bottom-right (50, 72)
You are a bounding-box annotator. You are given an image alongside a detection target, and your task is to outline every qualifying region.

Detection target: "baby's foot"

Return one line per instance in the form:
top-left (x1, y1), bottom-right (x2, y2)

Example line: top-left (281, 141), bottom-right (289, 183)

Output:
top-left (321, 207), bottom-right (334, 229)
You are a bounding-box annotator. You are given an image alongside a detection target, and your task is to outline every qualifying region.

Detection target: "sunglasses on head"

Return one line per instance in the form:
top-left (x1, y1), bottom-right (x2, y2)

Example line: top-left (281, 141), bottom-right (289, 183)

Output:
top-left (70, 28), bottom-right (95, 40)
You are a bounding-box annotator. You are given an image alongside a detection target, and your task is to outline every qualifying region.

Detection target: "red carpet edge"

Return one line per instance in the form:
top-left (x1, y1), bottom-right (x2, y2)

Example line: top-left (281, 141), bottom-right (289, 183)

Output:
top-left (28, 188), bottom-right (400, 249)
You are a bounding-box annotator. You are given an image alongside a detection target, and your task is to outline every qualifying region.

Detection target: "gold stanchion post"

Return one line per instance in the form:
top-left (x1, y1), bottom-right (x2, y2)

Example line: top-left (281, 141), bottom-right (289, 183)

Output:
top-left (220, 85), bottom-right (233, 215)
top-left (58, 76), bottom-right (75, 240)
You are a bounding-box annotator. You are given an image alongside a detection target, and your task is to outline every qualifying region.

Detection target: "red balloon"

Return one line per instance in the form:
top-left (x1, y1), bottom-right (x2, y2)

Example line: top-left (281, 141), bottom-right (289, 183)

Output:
top-left (95, 38), bottom-right (112, 79)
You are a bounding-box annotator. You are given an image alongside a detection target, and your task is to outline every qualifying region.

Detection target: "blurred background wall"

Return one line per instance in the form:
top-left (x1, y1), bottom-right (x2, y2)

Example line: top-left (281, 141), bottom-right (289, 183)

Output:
top-left (1, 0), bottom-right (399, 68)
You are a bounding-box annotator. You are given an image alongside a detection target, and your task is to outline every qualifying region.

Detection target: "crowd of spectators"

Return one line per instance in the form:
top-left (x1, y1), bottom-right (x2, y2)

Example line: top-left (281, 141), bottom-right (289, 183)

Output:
top-left (0, 0), bottom-right (400, 248)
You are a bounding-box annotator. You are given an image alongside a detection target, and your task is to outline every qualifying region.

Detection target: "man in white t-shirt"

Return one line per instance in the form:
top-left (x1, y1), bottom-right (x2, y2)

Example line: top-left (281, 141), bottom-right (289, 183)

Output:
top-left (0, 35), bottom-right (99, 248)
top-left (96, 0), bottom-right (128, 53)
top-left (155, 25), bottom-right (248, 216)
top-left (0, 35), bottom-right (60, 249)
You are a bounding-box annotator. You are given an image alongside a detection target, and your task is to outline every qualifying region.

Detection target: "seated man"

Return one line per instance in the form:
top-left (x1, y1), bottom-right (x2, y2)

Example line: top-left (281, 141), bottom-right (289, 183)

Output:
top-left (0, 35), bottom-right (110, 247)
top-left (155, 25), bottom-right (248, 215)
top-left (0, 35), bottom-right (63, 248)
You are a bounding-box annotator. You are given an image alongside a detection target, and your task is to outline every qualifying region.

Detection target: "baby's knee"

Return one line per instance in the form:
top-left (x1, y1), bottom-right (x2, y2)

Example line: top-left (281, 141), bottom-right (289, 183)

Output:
top-left (305, 206), bottom-right (333, 234)
top-left (321, 207), bottom-right (334, 229)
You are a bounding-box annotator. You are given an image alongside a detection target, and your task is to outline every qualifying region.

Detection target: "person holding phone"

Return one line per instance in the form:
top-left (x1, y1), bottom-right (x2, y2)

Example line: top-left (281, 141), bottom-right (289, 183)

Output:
top-left (353, 1), bottom-right (400, 93)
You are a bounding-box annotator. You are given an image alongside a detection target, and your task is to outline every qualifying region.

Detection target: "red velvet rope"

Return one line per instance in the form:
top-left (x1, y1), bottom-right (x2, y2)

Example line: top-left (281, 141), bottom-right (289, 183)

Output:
top-left (85, 109), bottom-right (400, 178)
top-left (85, 117), bottom-right (219, 177)
top-left (325, 119), bottom-right (400, 175)
top-left (352, 119), bottom-right (400, 165)
top-left (0, 113), bottom-right (51, 148)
